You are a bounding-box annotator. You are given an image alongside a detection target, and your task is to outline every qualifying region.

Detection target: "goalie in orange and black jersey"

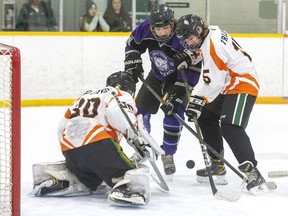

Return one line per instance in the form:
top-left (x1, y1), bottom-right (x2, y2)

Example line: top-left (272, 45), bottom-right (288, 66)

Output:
top-left (31, 71), bottom-right (152, 206)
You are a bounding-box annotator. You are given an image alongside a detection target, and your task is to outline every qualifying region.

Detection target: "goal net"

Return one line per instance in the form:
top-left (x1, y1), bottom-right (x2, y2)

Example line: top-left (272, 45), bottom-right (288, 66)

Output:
top-left (0, 43), bottom-right (21, 216)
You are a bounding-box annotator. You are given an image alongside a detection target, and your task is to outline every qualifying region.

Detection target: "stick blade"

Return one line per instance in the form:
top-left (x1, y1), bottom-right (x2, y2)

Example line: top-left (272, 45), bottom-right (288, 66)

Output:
top-left (150, 174), bottom-right (169, 191)
top-left (215, 191), bottom-right (241, 202)
top-left (268, 171), bottom-right (288, 178)
top-left (265, 181), bottom-right (277, 190)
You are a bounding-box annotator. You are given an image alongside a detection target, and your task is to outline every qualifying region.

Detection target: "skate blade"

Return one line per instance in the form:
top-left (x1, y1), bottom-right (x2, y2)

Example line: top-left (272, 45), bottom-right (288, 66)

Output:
top-left (196, 175), bottom-right (228, 185)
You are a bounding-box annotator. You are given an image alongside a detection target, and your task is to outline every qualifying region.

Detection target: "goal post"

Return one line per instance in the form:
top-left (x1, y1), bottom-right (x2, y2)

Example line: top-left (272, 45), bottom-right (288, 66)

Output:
top-left (0, 43), bottom-right (21, 216)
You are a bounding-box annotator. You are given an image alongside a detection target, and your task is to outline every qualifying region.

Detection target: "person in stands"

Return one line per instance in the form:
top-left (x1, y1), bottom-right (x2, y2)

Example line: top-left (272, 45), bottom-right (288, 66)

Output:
top-left (103, 0), bottom-right (132, 32)
top-left (80, 0), bottom-right (110, 32)
top-left (16, 0), bottom-right (57, 31)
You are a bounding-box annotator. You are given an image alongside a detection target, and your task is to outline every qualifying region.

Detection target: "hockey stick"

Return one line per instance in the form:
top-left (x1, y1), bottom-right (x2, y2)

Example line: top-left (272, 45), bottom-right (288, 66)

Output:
top-left (180, 70), bottom-right (240, 201)
top-left (111, 91), bottom-right (169, 191)
top-left (180, 70), bottom-right (221, 197)
top-left (268, 171), bottom-right (288, 178)
top-left (137, 74), bottom-right (240, 201)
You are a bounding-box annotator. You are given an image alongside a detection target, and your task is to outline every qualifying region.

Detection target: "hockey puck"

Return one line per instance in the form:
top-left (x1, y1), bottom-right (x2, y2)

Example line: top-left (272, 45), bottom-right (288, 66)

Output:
top-left (186, 160), bottom-right (195, 169)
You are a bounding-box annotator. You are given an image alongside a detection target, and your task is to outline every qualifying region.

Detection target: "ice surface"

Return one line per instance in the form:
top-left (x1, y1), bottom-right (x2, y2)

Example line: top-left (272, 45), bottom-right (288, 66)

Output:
top-left (21, 105), bottom-right (288, 216)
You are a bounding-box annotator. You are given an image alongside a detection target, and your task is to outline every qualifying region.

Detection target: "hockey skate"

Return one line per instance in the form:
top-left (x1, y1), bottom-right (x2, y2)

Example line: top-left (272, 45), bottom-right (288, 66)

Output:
top-left (196, 159), bottom-right (228, 185)
top-left (108, 186), bottom-right (146, 206)
top-left (238, 161), bottom-right (269, 194)
top-left (31, 178), bottom-right (69, 197)
top-left (161, 154), bottom-right (176, 175)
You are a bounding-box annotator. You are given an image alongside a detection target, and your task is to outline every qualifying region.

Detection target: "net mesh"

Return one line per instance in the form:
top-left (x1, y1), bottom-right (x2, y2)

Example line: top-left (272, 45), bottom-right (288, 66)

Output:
top-left (0, 44), bottom-right (15, 216)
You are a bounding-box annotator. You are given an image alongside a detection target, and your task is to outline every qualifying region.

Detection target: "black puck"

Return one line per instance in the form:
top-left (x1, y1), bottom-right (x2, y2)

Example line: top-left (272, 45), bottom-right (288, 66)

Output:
top-left (186, 160), bottom-right (195, 169)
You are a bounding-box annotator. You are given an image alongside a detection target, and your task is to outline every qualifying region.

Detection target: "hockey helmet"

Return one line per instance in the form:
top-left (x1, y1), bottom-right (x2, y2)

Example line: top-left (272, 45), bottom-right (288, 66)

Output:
top-left (106, 71), bottom-right (136, 96)
top-left (149, 4), bottom-right (175, 42)
top-left (175, 14), bottom-right (205, 50)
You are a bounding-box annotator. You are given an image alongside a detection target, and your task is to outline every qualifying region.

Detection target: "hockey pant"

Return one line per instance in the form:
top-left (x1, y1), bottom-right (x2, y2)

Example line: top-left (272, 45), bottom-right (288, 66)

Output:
top-left (198, 93), bottom-right (258, 166)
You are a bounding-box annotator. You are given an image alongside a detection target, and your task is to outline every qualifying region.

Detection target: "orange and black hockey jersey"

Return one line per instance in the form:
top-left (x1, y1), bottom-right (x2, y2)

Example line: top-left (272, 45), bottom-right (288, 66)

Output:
top-left (57, 86), bottom-right (137, 152)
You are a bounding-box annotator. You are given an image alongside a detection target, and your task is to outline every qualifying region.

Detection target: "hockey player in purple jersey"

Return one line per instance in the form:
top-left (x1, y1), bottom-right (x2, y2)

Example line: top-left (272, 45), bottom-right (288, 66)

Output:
top-left (124, 4), bottom-right (201, 175)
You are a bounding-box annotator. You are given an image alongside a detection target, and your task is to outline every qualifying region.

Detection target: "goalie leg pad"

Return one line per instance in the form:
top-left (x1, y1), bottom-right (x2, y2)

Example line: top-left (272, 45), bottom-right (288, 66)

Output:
top-left (125, 164), bottom-right (150, 203)
top-left (31, 161), bottom-right (94, 196)
top-left (108, 164), bottom-right (150, 206)
top-left (32, 161), bottom-right (66, 185)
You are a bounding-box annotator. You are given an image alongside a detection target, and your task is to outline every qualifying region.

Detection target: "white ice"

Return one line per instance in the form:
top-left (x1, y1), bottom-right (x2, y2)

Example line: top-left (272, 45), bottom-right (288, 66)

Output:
top-left (21, 104), bottom-right (288, 216)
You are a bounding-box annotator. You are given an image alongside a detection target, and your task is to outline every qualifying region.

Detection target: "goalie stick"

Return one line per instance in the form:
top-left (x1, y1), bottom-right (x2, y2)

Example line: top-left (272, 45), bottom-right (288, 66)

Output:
top-left (111, 91), bottom-right (169, 192)
top-left (137, 73), bottom-right (240, 202)
top-left (268, 171), bottom-right (288, 178)
top-left (179, 70), bottom-right (276, 192)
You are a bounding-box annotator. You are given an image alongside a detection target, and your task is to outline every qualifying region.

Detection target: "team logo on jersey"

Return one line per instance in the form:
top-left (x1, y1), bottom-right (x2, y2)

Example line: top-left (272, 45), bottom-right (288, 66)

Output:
top-left (150, 50), bottom-right (175, 77)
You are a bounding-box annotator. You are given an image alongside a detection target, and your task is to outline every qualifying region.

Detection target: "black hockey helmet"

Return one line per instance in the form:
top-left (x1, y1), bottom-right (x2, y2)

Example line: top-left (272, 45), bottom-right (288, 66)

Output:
top-left (149, 4), bottom-right (175, 42)
top-left (175, 14), bottom-right (205, 49)
top-left (150, 4), bottom-right (174, 28)
top-left (106, 71), bottom-right (136, 96)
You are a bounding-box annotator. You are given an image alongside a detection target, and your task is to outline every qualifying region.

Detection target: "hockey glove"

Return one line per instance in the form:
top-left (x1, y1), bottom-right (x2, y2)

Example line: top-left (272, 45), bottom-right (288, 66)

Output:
top-left (185, 95), bottom-right (205, 122)
top-left (160, 93), bottom-right (184, 116)
top-left (124, 56), bottom-right (144, 83)
top-left (126, 128), bottom-right (147, 157)
top-left (173, 49), bottom-right (196, 70)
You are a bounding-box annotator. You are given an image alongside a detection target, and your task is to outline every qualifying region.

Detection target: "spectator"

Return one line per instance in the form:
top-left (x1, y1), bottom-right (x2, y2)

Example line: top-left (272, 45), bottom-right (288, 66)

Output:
top-left (80, 0), bottom-right (110, 32)
top-left (103, 0), bottom-right (132, 32)
top-left (16, 0), bottom-right (58, 31)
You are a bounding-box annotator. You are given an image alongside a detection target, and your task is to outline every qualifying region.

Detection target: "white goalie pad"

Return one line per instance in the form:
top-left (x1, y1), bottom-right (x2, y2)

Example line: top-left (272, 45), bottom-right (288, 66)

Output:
top-left (125, 164), bottom-right (150, 202)
top-left (137, 114), bottom-right (164, 157)
top-left (31, 161), bottom-right (100, 196)
top-left (108, 164), bottom-right (150, 206)
top-left (32, 160), bottom-right (67, 185)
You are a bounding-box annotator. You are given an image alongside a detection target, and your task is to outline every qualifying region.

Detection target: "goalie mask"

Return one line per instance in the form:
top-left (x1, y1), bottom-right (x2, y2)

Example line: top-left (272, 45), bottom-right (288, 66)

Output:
top-left (149, 4), bottom-right (175, 43)
top-left (175, 14), bottom-right (205, 50)
top-left (106, 71), bottom-right (136, 96)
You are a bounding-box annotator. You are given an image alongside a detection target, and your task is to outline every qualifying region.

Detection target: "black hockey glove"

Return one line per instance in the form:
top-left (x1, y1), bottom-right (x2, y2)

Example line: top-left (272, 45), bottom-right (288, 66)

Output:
top-left (124, 55), bottom-right (144, 83)
top-left (185, 95), bottom-right (205, 122)
top-left (173, 49), bottom-right (196, 70)
top-left (160, 93), bottom-right (184, 116)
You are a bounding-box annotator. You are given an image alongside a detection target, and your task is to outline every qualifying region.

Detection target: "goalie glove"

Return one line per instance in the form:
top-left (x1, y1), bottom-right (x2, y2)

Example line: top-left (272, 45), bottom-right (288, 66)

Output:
top-left (185, 95), bottom-right (205, 122)
top-left (173, 49), bottom-right (197, 70)
top-left (125, 128), bottom-right (147, 157)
